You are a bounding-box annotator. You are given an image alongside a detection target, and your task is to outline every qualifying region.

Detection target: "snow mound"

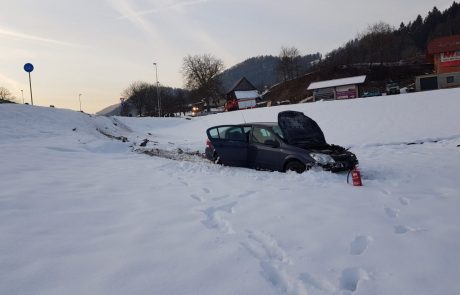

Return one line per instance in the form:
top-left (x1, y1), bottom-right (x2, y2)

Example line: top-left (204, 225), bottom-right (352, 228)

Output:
top-left (1, 89), bottom-right (460, 295)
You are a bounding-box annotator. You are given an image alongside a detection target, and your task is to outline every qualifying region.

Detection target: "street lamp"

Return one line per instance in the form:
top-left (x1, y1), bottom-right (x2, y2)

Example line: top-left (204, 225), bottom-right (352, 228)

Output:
top-left (21, 89), bottom-right (24, 104)
top-left (78, 93), bottom-right (82, 112)
top-left (153, 62), bottom-right (161, 117)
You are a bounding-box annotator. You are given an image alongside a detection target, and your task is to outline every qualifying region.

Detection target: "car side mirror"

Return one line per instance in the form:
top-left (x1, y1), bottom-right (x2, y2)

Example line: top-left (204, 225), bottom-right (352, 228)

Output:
top-left (264, 139), bottom-right (280, 148)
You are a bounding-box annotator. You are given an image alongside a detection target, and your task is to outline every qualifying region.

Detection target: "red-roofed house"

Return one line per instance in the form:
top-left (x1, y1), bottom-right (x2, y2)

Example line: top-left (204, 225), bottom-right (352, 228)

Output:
top-left (427, 35), bottom-right (460, 74)
top-left (416, 35), bottom-right (460, 91)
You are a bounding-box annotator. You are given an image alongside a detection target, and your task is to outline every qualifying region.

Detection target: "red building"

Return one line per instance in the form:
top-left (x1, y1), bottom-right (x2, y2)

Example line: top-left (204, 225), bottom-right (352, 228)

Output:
top-left (416, 35), bottom-right (460, 91)
top-left (427, 35), bottom-right (460, 74)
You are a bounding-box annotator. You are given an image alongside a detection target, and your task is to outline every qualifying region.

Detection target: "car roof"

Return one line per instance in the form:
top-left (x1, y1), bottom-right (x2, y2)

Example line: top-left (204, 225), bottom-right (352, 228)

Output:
top-left (236, 122), bottom-right (277, 127)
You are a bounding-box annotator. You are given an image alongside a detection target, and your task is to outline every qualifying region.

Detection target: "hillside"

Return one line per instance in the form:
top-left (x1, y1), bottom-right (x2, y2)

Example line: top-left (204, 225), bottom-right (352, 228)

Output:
top-left (1, 88), bottom-right (460, 294)
top-left (96, 102), bottom-right (120, 116)
top-left (318, 2), bottom-right (460, 71)
top-left (219, 54), bottom-right (321, 92)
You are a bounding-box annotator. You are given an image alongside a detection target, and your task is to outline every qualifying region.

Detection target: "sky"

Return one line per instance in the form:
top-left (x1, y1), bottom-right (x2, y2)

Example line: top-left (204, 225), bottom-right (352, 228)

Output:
top-left (0, 0), bottom-right (453, 113)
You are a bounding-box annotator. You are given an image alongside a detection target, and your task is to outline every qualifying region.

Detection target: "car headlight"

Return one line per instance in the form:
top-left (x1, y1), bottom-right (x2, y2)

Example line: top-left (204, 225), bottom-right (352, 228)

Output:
top-left (309, 153), bottom-right (335, 165)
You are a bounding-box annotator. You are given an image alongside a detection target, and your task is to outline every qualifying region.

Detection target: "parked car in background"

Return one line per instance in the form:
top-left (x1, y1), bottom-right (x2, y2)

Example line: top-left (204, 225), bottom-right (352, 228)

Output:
top-left (362, 89), bottom-right (382, 97)
top-left (205, 111), bottom-right (358, 173)
top-left (386, 82), bottom-right (401, 95)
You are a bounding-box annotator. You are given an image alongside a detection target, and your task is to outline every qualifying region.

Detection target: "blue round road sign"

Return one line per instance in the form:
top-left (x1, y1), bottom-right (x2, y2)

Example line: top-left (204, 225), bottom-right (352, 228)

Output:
top-left (24, 63), bottom-right (34, 73)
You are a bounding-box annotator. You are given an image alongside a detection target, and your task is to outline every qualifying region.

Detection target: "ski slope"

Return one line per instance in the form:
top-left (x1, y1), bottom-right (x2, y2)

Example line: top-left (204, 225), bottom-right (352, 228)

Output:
top-left (0, 88), bottom-right (460, 295)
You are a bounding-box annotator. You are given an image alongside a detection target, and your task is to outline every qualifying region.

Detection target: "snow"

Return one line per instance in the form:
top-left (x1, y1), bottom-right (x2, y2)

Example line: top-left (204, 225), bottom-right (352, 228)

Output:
top-left (1, 88), bottom-right (460, 295)
top-left (308, 75), bottom-right (367, 90)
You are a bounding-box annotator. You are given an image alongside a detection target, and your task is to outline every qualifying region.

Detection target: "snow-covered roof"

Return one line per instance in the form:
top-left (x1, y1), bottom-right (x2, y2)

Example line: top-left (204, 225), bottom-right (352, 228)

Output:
top-left (307, 75), bottom-right (367, 90)
top-left (235, 90), bottom-right (259, 99)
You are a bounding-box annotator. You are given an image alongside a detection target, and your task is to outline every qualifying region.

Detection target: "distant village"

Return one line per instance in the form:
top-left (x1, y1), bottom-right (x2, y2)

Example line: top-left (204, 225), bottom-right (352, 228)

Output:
top-left (112, 34), bottom-right (460, 118)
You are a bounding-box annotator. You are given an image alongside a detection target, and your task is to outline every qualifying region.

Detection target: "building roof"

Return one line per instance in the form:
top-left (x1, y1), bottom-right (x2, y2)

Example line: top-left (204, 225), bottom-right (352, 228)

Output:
top-left (235, 90), bottom-right (259, 99)
top-left (427, 35), bottom-right (460, 55)
top-left (307, 75), bottom-right (367, 90)
top-left (227, 77), bottom-right (257, 94)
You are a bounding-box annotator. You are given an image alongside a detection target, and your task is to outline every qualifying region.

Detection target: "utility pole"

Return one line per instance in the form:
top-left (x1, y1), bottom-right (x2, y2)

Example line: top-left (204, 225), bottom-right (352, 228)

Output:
top-left (78, 93), bottom-right (82, 112)
top-left (21, 89), bottom-right (24, 104)
top-left (153, 62), bottom-right (161, 117)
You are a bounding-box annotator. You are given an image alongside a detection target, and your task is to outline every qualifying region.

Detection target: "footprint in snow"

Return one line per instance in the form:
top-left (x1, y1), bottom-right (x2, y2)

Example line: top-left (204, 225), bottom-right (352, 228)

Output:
top-left (394, 225), bottom-right (426, 234)
top-left (340, 267), bottom-right (369, 292)
top-left (212, 194), bottom-right (230, 201)
top-left (201, 202), bottom-right (237, 234)
top-left (384, 207), bottom-right (399, 218)
top-left (299, 272), bottom-right (336, 292)
top-left (399, 197), bottom-right (410, 206)
top-left (190, 194), bottom-right (203, 202)
top-left (202, 188), bottom-right (210, 194)
top-left (380, 189), bottom-right (391, 196)
top-left (177, 177), bottom-right (189, 187)
top-left (350, 235), bottom-right (373, 255)
top-left (242, 230), bottom-right (307, 295)
top-left (238, 191), bottom-right (257, 198)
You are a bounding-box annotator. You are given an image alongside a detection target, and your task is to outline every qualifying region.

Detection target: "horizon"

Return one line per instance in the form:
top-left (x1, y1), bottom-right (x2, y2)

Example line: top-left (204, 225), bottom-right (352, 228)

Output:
top-left (0, 0), bottom-right (453, 113)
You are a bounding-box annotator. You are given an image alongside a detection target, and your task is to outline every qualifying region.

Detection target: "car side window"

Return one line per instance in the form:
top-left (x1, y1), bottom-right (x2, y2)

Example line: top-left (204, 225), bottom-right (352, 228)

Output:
top-left (252, 127), bottom-right (277, 145)
top-left (224, 127), bottom-right (247, 142)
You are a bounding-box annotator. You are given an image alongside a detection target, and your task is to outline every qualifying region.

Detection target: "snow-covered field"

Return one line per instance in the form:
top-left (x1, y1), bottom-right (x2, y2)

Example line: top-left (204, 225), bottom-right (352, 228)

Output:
top-left (1, 89), bottom-right (460, 295)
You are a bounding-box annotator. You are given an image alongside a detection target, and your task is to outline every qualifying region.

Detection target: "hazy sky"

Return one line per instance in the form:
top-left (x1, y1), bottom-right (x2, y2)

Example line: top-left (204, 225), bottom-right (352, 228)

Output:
top-left (0, 0), bottom-right (452, 113)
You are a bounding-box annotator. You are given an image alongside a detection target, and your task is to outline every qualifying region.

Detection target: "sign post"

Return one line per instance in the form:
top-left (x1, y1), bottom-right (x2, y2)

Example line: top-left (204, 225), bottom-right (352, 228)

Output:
top-left (24, 63), bottom-right (34, 105)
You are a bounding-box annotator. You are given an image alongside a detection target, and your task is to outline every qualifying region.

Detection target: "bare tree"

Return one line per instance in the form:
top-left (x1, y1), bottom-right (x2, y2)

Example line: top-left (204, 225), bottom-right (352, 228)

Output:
top-left (182, 54), bottom-right (224, 111)
top-left (278, 46), bottom-right (301, 82)
top-left (121, 81), bottom-right (151, 116)
top-left (0, 87), bottom-right (16, 103)
top-left (360, 22), bottom-right (396, 63)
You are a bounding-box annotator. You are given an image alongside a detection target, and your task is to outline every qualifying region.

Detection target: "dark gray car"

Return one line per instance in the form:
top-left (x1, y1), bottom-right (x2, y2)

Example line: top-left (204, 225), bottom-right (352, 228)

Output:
top-left (205, 111), bottom-right (358, 173)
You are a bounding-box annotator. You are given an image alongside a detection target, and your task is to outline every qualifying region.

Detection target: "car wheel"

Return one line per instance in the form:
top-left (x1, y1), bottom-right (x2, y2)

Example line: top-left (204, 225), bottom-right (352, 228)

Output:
top-left (284, 160), bottom-right (306, 174)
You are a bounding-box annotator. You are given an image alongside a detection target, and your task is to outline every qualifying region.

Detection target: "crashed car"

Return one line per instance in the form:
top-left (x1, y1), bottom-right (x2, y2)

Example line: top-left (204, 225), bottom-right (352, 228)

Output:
top-left (205, 111), bottom-right (358, 173)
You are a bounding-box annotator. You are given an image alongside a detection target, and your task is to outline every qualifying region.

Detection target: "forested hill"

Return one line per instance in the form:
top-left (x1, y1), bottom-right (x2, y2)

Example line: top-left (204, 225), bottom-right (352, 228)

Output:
top-left (219, 54), bottom-right (321, 92)
top-left (319, 2), bottom-right (460, 71)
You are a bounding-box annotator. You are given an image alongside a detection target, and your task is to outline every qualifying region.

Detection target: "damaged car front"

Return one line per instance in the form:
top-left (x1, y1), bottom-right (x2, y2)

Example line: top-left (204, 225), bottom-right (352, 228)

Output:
top-left (277, 111), bottom-right (358, 172)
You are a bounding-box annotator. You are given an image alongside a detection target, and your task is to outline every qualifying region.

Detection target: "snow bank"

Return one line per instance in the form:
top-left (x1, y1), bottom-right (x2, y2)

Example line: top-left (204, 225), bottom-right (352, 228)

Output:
top-left (117, 87), bottom-right (460, 148)
top-left (1, 89), bottom-right (460, 295)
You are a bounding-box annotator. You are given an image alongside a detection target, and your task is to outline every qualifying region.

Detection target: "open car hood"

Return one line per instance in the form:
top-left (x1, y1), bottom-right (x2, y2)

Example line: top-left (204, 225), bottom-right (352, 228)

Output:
top-left (278, 111), bottom-right (326, 147)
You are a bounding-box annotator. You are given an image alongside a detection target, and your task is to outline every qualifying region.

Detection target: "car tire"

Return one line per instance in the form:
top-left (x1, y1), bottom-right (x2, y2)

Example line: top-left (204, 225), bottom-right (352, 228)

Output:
top-left (284, 160), bottom-right (306, 174)
top-left (213, 151), bottom-right (221, 164)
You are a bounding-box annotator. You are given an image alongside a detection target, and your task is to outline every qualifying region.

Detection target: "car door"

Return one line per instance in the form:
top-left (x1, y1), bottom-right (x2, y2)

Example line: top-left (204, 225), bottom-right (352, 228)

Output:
top-left (206, 125), bottom-right (249, 167)
top-left (249, 126), bottom-right (286, 171)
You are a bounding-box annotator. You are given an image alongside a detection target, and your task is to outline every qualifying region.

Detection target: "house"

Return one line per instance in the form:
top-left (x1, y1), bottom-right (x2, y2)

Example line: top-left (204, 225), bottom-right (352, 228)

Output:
top-left (307, 75), bottom-right (367, 101)
top-left (226, 77), bottom-right (259, 110)
top-left (416, 35), bottom-right (460, 91)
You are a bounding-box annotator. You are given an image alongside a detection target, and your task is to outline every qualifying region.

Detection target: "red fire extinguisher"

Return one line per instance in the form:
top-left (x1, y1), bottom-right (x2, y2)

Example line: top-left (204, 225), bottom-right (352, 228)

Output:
top-left (348, 166), bottom-right (363, 186)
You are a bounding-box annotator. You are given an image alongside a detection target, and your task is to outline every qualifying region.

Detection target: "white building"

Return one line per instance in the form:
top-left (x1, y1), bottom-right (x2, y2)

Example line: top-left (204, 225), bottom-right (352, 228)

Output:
top-left (308, 75), bottom-right (367, 101)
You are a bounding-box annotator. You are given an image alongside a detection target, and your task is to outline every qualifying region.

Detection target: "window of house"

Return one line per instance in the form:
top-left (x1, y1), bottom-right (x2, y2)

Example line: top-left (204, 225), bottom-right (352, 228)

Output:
top-left (447, 76), bottom-right (454, 84)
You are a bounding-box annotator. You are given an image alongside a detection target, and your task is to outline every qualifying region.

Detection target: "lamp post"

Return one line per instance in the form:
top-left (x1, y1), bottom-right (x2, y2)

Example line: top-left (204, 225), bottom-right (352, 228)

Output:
top-left (153, 62), bottom-right (161, 117)
top-left (78, 93), bottom-right (82, 112)
top-left (21, 89), bottom-right (24, 104)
